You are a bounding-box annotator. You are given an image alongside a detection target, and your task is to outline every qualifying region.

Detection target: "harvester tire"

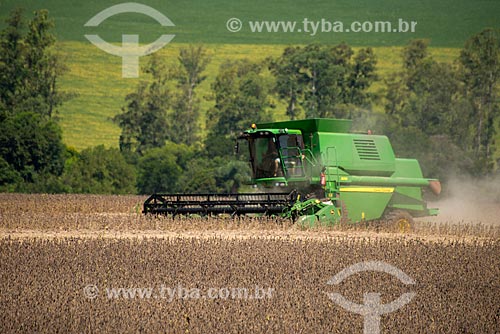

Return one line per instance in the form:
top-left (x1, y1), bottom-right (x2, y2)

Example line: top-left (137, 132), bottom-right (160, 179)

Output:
top-left (385, 210), bottom-right (414, 233)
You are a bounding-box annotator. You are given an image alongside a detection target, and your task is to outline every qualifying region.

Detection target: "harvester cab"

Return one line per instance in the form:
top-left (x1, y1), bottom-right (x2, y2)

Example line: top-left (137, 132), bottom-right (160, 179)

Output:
top-left (238, 125), bottom-right (309, 187)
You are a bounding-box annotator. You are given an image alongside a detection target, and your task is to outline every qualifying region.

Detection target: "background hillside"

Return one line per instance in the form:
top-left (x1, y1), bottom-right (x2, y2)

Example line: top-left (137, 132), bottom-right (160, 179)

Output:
top-left (0, 0), bottom-right (498, 149)
top-left (2, 0), bottom-right (499, 45)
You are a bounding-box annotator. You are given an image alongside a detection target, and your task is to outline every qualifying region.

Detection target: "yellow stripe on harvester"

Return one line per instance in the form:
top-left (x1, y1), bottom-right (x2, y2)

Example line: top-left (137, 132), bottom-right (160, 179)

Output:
top-left (339, 187), bottom-right (395, 193)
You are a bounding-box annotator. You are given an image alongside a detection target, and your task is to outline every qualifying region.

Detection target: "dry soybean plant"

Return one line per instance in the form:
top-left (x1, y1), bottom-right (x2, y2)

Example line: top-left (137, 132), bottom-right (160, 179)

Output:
top-left (1, 194), bottom-right (499, 238)
top-left (0, 237), bottom-right (499, 333)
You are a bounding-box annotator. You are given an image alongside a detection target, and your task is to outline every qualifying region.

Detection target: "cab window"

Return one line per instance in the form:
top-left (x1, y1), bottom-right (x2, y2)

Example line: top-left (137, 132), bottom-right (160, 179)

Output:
top-left (249, 136), bottom-right (282, 178)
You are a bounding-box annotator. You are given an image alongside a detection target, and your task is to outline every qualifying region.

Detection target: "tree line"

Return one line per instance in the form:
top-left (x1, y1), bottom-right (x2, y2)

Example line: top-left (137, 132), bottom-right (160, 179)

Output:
top-left (0, 9), bottom-right (499, 194)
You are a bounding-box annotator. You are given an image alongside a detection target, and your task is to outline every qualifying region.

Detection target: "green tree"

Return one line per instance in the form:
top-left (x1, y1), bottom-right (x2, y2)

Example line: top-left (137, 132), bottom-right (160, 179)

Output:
top-left (176, 157), bottom-right (251, 194)
top-left (0, 112), bottom-right (65, 184)
top-left (0, 9), bottom-right (67, 118)
top-left (62, 145), bottom-right (136, 194)
top-left (402, 39), bottom-right (428, 71)
top-left (386, 40), bottom-right (463, 135)
top-left (136, 143), bottom-right (194, 194)
top-left (0, 9), bottom-right (69, 191)
top-left (177, 158), bottom-right (217, 193)
top-left (346, 47), bottom-right (377, 105)
top-left (382, 39), bottom-right (482, 179)
top-left (23, 9), bottom-right (67, 118)
top-left (374, 114), bottom-right (474, 182)
top-left (209, 60), bottom-right (272, 135)
top-left (385, 35), bottom-right (500, 176)
top-left (0, 8), bottom-right (24, 115)
top-left (268, 46), bottom-right (303, 119)
top-left (214, 158), bottom-right (251, 193)
top-left (0, 157), bottom-right (22, 191)
top-left (270, 43), bottom-right (376, 119)
top-left (297, 43), bottom-right (341, 118)
top-left (205, 59), bottom-right (272, 158)
top-left (114, 54), bottom-right (171, 155)
top-left (170, 45), bottom-right (210, 145)
top-left (459, 28), bottom-right (500, 171)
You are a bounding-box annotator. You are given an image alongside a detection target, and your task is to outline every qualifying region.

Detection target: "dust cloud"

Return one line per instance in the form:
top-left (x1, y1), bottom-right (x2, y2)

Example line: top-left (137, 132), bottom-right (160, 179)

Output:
top-left (422, 175), bottom-right (500, 226)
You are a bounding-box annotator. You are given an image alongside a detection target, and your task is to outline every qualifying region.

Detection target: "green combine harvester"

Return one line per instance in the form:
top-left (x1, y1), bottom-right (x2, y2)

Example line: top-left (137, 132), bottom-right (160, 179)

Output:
top-left (144, 118), bottom-right (440, 229)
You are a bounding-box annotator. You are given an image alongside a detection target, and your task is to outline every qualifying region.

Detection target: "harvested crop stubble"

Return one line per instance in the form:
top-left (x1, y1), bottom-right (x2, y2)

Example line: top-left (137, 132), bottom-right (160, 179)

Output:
top-left (0, 237), bottom-right (499, 333)
top-left (1, 194), bottom-right (500, 238)
top-left (0, 193), bottom-right (145, 214)
top-left (0, 193), bottom-right (146, 230)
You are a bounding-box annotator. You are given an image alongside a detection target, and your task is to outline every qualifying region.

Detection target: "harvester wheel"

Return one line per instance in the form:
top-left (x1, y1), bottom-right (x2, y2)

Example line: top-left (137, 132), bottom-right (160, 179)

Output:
top-left (385, 210), bottom-right (414, 233)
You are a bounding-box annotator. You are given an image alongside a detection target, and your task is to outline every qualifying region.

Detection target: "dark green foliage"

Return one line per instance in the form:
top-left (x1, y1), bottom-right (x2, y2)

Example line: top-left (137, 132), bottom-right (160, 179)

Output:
top-left (268, 46), bottom-right (303, 119)
top-left (114, 54), bottom-right (171, 156)
top-left (205, 59), bottom-right (272, 161)
top-left (208, 59), bottom-right (272, 137)
top-left (135, 142), bottom-right (251, 194)
top-left (115, 51), bottom-right (260, 194)
top-left (203, 133), bottom-right (235, 160)
top-left (383, 40), bottom-right (469, 179)
top-left (374, 115), bottom-right (474, 183)
top-left (213, 158), bottom-right (252, 193)
top-left (384, 33), bottom-right (500, 178)
top-left (388, 60), bottom-right (459, 135)
top-left (23, 9), bottom-right (65, 118)
top-left (0, 157), bottom-right (22, 191)
top-left (269, 43), bottom-right (376, 119)
top-left (170, 45), bottom-right (210, 146)
top-left (0, 8), bottom-right (66, 118)
top-left (0, 111), bottom-right (65, 188)
top-left (115, 47), bottom-right (211, 154)
top-left (0, 8), bottom-right (24, 114)
top-left (62, 146), bottom-right (136, 194)
top-left (0, 112), bottom-right (64, 176)
top-left (402, 39), bottom-right (428, 70)
top-left (0, 8), bottom-right (70, 192)
top-left (177, 158), bottom-right (217, 193)
top-left (176, 157), bottom-right (252, 194)
top-left (136, 143), bottom-right (194, 194)
top-left (347, 47), bottom-right (377, 105)
top-left (459, 28), bottom-right (500, 172)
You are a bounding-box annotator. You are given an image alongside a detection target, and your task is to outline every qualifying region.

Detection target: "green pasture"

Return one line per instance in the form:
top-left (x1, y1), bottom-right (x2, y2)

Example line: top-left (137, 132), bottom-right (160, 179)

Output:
top-left (1, 0), bottom-right (498, 46)
top-left (0, 0), bottom-right (497, 150)
top-left (57, 42), bottom-right (460, 149)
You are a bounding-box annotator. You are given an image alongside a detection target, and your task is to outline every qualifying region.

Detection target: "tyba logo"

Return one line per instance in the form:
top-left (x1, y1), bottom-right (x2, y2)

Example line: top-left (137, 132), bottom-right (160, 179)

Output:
top-left (84, 2), bottom-right (175, 78)
top-left (327, 261), bottom-right (416, 334)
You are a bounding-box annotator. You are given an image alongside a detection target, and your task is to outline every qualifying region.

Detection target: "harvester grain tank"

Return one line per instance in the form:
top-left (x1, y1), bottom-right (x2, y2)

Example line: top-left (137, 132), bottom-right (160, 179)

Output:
top-left (143, 118), bottom-right (440, 228)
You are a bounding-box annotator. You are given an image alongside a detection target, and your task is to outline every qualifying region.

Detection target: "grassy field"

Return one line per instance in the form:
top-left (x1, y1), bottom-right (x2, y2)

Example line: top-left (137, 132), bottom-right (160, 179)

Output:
top-left (57, 42), bottom-right (461, 149)
top-left (57, 42), bottom-right (288, 149)
top-left (0, 0), bottom-right (497, 149)
top-left (1, 0), bottom-right (498, 46)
